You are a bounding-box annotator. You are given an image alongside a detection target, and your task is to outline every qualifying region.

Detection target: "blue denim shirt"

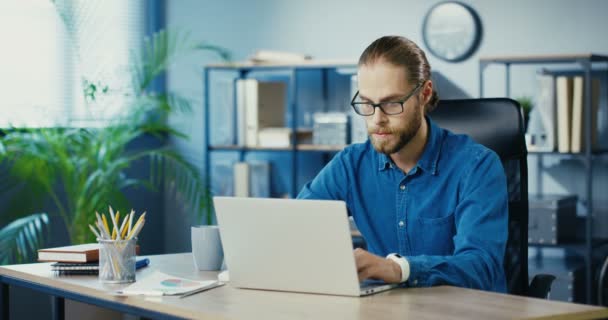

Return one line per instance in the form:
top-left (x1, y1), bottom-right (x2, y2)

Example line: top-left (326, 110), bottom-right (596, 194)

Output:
top-left (297, 117), bottom-right (508, 292)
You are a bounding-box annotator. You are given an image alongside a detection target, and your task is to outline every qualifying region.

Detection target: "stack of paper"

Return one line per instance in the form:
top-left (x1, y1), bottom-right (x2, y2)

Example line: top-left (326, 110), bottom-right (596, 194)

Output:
top-left (117, 271), bottom-right (222, 296)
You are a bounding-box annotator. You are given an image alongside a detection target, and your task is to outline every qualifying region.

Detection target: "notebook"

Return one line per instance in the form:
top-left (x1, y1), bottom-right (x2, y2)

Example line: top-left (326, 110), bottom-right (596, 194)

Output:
top-left (51, 258), bottom-right (150, 275)
top-left (213, 197), bottom-right (399, 297)
top-left (38, 243), bottom-right (100, 263)
top-left (38, 243), bottom-right (141, 263)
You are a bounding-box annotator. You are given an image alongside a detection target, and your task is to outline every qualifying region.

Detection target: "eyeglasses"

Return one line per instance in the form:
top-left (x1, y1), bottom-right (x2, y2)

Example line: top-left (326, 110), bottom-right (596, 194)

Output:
top-left (350, 82), bottom-right (423, 116)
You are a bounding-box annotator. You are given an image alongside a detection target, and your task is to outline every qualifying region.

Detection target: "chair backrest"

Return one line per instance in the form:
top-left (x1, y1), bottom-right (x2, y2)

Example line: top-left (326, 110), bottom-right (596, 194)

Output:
top-left (429, 98), bottom-right (529, 296)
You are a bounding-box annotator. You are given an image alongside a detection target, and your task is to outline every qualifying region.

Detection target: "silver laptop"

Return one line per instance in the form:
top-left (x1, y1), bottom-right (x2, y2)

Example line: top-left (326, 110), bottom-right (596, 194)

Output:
top-left (213, 196), bottom-right (398, 296)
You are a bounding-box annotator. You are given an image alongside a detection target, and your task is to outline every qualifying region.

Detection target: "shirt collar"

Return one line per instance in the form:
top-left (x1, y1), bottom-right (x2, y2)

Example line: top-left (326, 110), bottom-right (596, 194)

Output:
top-left (376, 116), bottom-right (442, 175)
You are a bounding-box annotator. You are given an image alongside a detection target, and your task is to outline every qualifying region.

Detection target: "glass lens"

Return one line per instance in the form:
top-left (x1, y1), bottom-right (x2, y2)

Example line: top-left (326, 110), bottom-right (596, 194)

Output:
top-left (353, 103), bottom-right (374, 115)
top-left (380, 102), bottom-right (403, 115)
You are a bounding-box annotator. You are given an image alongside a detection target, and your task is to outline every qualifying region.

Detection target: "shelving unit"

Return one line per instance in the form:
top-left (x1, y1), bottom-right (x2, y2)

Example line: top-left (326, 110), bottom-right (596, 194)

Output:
top-left (479, 53), bottom-right (608, 304)
top-left (203, 60), bottom-right (356, 200)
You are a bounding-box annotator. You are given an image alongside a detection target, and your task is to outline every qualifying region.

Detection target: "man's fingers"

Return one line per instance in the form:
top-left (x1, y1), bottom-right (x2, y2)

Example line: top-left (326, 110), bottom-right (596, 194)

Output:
top-left (358, 266), bottom-right (370, 282)
top-left (357, 259), bottom-right (376, 282)
top-left (354, 248), bottom-right (401, 283)
top-left (358, 272), bottom-right (365, 282)
top-left (356, 257), bottom-right (369, 272)
top-left (353, 248), bottom-right (366, 258)
top-left (354, 248), bottom-right (371, 271)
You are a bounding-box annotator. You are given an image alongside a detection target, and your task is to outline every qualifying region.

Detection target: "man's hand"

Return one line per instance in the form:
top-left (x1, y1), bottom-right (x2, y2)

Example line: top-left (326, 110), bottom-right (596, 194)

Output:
top-left (353, 248), bottom-right (402, 283)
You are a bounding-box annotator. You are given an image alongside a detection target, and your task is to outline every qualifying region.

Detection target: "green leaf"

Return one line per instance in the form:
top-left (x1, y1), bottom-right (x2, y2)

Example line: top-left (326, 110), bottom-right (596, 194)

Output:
top-left (0, 213), bottom-right (49, 265)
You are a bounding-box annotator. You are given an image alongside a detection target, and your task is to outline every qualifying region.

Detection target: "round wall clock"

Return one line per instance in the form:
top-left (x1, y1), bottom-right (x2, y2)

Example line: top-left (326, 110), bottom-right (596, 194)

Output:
top-left (422, 2), bottom-right (482, 62)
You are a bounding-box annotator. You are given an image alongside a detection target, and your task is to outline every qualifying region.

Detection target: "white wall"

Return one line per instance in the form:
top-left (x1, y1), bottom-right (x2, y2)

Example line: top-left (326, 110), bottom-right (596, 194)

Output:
top-left (165, 0), bottom-right (608, 251)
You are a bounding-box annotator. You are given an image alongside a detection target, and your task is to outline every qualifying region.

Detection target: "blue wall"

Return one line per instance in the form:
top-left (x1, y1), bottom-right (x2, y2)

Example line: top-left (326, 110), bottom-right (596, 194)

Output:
top-left (164, 0), bottom-right (608, 252)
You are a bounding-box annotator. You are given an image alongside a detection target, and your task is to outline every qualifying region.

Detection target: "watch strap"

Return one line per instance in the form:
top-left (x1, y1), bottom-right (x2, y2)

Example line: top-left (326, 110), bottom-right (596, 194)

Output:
top-left (386, 253), bottom-right (410, 283)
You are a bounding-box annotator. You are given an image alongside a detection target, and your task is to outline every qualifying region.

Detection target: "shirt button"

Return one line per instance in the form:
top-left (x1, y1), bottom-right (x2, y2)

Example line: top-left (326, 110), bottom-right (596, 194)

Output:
top-left (398, 221), bottom-right (405, 227)
top-left (400, 185), bottom-right (406, 190)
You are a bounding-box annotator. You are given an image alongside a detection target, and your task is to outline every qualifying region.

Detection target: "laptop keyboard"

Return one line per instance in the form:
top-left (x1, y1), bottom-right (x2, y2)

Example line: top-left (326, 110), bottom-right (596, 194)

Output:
top-left (360, 279), bottom-right (387, 289)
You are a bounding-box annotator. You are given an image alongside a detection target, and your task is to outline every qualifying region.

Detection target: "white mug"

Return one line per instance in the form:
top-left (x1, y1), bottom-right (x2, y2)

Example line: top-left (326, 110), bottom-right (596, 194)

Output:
top-left (191, 225), bottom-right (224, 271)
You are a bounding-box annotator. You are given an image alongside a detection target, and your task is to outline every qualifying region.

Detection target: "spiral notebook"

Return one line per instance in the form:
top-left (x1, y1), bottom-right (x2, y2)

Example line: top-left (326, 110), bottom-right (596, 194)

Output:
top-left (51, 258), bottom-right (149, 275)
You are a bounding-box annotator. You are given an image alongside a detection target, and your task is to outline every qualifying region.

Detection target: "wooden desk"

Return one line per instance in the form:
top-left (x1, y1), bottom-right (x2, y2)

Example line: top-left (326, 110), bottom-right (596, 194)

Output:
top-left (1, 253), bottom-right (607, 320)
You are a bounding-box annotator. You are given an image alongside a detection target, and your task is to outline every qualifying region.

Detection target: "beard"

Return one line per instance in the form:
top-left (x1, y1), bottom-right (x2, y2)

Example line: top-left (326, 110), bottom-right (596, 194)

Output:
top-left (367, 108), bottom-right (422, 155)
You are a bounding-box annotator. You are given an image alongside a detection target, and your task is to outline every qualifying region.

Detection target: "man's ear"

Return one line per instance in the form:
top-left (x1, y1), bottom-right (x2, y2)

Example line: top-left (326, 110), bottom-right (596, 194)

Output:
top-left (422, 80), bottom-right (434, 105)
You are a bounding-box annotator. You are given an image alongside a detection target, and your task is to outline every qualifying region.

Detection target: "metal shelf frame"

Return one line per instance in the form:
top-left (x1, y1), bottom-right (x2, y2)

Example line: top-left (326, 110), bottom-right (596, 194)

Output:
top-left (203, 62), bottom-right (356, 203)
top-left (480, 53), bottom-right (608, 304)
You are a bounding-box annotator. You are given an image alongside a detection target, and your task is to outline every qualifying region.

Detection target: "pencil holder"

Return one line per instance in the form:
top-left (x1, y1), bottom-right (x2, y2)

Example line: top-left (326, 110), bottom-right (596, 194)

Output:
top-left (98, 237), bottom-right (137, 283)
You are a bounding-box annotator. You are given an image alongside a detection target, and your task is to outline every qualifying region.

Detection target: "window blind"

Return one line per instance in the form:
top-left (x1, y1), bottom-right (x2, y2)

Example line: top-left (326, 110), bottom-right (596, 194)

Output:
top-left (0, 0), bottom-right (144, 128)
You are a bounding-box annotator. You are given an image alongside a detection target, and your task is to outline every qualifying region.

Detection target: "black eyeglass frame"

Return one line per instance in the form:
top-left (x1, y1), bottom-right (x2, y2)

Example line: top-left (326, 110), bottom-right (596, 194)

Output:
top-left (350, 82), bottom-right (424, 116)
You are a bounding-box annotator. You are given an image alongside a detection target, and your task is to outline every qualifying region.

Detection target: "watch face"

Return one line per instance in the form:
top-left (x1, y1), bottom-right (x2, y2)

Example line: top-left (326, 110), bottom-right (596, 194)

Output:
top-left (422, 2), bottom-right (482, 62)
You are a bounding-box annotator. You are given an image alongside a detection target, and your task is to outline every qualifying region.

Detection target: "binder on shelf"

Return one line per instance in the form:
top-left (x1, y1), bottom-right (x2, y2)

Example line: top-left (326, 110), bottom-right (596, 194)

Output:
top-left (236, 79), bottom-right (286, 147)
top-left (527, 74), bottom-right (556, 152)
top-left (236, 79), bottom-right (248, 146)
top-left (233, 162), bottom-right (250, 197)
top-left (556, 76), bottom-right (574, 153)
top-left (233, 161), bottom-right (271, 197)
top-left (210, 78), bottom-right (236, 146)
top-left (249, 161), bottom-right (271, 198)
top-left (570, 77), bottom-right (600, 153)
top-left (350, 75), bottom-right (368, 144)
top-left (211, 160), bottom-right (235, 196)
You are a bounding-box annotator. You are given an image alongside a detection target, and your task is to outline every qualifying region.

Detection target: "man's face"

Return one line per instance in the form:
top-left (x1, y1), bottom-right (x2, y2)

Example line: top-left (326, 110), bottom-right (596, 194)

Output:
top-left (356, 60), bottom-right (423, 155)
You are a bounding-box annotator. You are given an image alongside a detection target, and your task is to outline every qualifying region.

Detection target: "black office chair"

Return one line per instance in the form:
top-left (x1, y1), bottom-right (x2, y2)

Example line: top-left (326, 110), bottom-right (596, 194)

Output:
top-left (430, 98), bottom-right (554, 298)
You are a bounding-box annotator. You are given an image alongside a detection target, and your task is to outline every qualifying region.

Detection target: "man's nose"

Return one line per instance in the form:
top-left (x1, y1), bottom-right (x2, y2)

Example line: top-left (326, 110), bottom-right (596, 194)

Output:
top-left (371, 107), bottom-right (388, 125)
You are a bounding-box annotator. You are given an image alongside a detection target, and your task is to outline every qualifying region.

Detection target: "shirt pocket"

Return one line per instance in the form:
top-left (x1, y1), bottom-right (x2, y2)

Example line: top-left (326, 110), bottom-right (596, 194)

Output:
top-left (409, 213), bottom-right (455, 256)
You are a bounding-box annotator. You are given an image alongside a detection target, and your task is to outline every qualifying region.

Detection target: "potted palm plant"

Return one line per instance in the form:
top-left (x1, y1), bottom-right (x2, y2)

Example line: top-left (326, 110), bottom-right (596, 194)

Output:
top-left (0, 23), bottom-right (230, 261)
top-left (0, 213), bottom-right (48, 264)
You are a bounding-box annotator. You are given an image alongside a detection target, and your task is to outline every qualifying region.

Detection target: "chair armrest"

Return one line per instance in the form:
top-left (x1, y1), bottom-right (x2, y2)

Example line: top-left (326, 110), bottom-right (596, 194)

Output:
top-left (528, 274), bottom-right (556, 299)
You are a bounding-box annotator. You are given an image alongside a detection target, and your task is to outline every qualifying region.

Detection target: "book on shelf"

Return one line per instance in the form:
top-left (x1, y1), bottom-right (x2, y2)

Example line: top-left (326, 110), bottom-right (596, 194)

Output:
top-left (38, 243), bottom-right (141, 263)
top-left (236, 79), bottom-right (286, 147)
top-left (556, 76), bottom-right (574, 153)
top-left (257, 127), bottom-right (313, 147)
top-left (233, 161), bottom-right (271, 197)
top-left (570, 77), bottom-right (600, 153)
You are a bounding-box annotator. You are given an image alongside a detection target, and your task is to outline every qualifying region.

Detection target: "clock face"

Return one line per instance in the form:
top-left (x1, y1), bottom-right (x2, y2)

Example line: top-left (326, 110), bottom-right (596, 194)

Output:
top-left (422, 2), bottom-right (482, 62)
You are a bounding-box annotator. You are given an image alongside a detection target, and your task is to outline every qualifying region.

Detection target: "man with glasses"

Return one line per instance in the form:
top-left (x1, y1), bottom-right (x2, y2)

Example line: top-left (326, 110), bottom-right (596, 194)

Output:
top-left (298, 36), bottom-right (508, 292)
